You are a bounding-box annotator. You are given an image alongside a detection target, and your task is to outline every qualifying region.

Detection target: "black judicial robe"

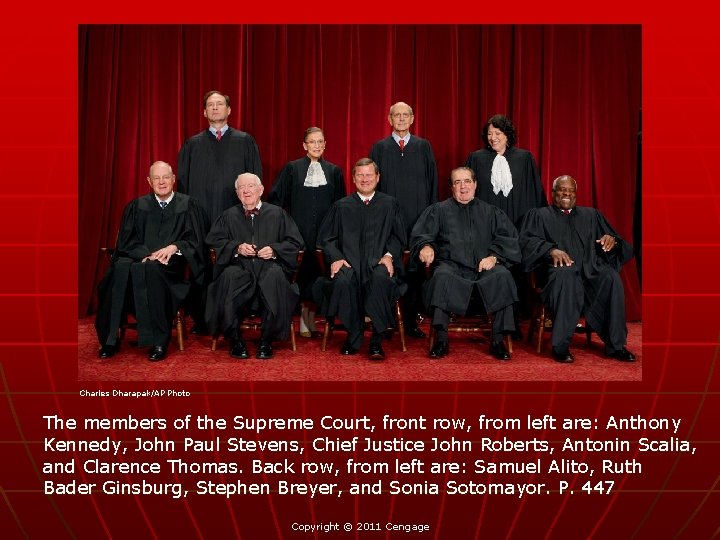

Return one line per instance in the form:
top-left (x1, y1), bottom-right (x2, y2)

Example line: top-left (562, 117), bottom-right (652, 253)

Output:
top-left (370, 135), bottom-right (438, 241)
top-left (410, 197), bottom-right (521, 316)
top-left (177, 127), bottom-right (263, 224)
top-left (519, 206), bottom-right (633, 349)
top-left (95, 193), bottom-right (207, 347)
top-left (204, 203), bottom-right (304, 339)
top-left (313, 192), bottom-right (407, 344)
top-left (465, 147), bottom-right (546, 229)
top-left (267, 157), bottom-right (346, 299)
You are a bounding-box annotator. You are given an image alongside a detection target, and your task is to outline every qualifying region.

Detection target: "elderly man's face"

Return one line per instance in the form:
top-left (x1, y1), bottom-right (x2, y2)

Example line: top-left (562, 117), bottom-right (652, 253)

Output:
top-left (204, 93), bottom-right (231, 124)
top-left (147, 164), bottom-right (175, 200)
top-left (388, 104), bottom-right (414, 134)
top-left (553, 178), bottom-right (577, 211)
top-left (353, 164), bottom-right (380, 197)
top-left (236, 178), bottom-right (264, 208)
top-left (450, 170), bottom-right (476, 204)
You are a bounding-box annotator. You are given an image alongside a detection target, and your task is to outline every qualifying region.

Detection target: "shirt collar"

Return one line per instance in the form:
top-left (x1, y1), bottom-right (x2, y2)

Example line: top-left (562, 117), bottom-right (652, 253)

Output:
top-left (358, 192), bottom-right (375, 203)
top-left (210, 125), bottom-right (229, 137)
top-left (243, 201), bottom-right (262, 212)
top-left (155, 192), bottom-right (175, 206)
top-left (392, 132), bottom-right (411, 145)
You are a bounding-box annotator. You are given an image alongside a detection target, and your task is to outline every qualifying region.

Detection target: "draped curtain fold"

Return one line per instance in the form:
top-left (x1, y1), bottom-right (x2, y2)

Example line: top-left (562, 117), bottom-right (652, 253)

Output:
top-left (79, 24), bottom-right (641, 319)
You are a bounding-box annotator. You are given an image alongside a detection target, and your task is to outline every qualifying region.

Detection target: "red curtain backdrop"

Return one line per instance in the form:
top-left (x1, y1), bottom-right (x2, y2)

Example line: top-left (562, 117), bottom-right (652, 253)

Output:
top-left (79, 24), bottom-right (641, 319)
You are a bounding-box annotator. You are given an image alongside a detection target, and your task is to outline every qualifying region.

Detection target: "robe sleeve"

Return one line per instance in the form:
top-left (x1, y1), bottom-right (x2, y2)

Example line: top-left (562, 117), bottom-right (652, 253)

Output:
top-left (518, 208), bottom-right (556, 272)
top-left (268, 211), bottom-right (305, 272)
top-left (489, 207), bottom-right (522, 266)
top-left (386, 198), bottom-right (407, 270)
top-left (526, 152), bottom-right (547, 209)
top-left (426, 143), bottom-right (439, 204)
top-left (267, 162), bottom-right (293, 208)
top-left (115, 200), bottom-right (151, 261)
top-left (176, 141), bottom-right (190, 194)
top-left (595, 210), bottom-right (634, 270)
top-left (316, 204), bottom-right (344, 266)
top-left (408, 204), bottom-right (440, 269)
top-left (205, 212), bottom-right (242, 272)
top-left (333, 167), bottom-right (346, 202)
top-left (173, 198), bottom-right (208, 283)
top-left (245, 135), bottom-right (263, 179)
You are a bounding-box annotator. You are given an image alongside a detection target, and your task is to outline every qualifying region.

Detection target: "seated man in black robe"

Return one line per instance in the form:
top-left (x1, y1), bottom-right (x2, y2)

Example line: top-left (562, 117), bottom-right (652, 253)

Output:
top-left (519, 175), bottom-right (635, 363)
top-left (313, 158), bottom-right (407, 360)
top-left (95, 161), bottom-right (207, 361)
top-left (410, 167), bottom-right (520, 360)
top-left (205, 173), bottom-right (304, 359)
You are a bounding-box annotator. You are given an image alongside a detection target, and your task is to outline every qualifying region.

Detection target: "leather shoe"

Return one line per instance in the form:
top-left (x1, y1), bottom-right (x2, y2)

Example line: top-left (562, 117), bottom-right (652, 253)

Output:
top-left (607, 348), bottom-right (636, 362)
top-left (552, 347), bottom-right (574, 363)
top-left (490, 340), bottom-right (511, 361)
top-left (229, 339), bottom-right (250, 359)
top-left (98, 343), bottom-right (119, 359)
top-left (256, 340), bottom-right (274, 359)
top-left (407, 326), bottom-right (427, 339)
top-left (340, 341), bottom-right (359, 355)
top-left (429, 340), bottom-right (449, 359)
top-left (368, 343), bottom-right (385, 360)
top-left (148, 345), bottom-right (167, 362)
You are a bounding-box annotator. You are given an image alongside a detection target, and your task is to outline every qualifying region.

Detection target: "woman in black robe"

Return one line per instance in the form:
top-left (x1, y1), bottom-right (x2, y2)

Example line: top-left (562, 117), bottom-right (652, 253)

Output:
top-left (267, 127), bottom-right (346, 337)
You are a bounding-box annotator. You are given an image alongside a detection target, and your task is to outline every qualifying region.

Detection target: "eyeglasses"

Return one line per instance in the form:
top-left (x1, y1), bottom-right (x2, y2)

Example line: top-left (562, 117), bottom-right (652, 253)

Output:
top-left (391, 113), bottom-right (412, 119)
top-left (305, 139), bottom-right (325, 146)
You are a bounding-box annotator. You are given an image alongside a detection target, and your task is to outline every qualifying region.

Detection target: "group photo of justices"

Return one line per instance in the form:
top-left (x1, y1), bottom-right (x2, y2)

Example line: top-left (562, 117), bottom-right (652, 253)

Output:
top-left (79, 25), bottom-right (641, 381)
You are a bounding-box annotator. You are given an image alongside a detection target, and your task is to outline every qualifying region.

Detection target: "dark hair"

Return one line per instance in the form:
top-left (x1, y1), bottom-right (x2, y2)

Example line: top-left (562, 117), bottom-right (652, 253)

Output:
top-left (482, 114), bottom-right (516, 150)
top-left (352, 158), bottom-right (379, 176)
top-left (304, 126), bottom-right (325, 142)
top-left (203, 90), bottom-right (231, 108)
top-left (448, 166), bottom-right (477, 185)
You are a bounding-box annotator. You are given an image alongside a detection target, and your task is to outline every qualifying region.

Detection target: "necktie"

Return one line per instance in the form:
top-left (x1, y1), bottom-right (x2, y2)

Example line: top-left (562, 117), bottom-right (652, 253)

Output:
top-left (562, 209), bottom-right (570, 215)
top-left (159, 201), bottom-right (168, 209)
top-left (399, 139), bottom-right (405, 153)
top-left (244, 208), bottom-right (259, 218)
top-left (364, 199), bottom-right (370, 205)
top-left (216, 130), bottom-right (222, 141)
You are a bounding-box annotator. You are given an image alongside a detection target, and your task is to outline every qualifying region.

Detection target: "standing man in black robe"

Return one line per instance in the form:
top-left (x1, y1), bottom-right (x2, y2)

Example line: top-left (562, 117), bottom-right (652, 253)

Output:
top-left (370, 101), bottom-right (438, 339)
top-left (410, 167), bottom-right (520, 360)
top-left (313, 158), bottom-right (406, 360)
top-left (95, 161), bottom-right (207, 361)
top-left (519, 175), bottom-right (635, 363)
top-left (205, 173), bottom-right (304, 360)
top-left (177, 90), bottom-right (263, 334)
top-left (268, 127), bottom-right (346, 338)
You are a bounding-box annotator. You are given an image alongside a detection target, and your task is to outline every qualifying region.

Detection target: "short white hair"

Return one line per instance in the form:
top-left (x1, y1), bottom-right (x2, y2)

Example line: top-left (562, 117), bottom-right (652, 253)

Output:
top-left (235, 173), bottom-right (262, 189)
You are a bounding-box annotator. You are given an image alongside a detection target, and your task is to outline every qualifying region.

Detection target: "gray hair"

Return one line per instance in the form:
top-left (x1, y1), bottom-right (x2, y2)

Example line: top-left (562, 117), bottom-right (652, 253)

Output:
top-left (552, 175), bottom-right (577, 191)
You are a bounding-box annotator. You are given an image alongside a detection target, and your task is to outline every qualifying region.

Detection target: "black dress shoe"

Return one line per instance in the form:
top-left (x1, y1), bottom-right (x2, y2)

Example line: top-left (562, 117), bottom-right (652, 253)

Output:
top-left (340, 341), bottom-right (359, 355)
top-left (607, 348), bottom-right (636, 362)
top-left (429, 340), bottom-right (449, 359)
top-left (229, 339), bottom-right (250, 359)
top-left (98, 343), bottom-right (119, 359)
top-left (552, 347), bottom-right (574, 363)
top-left (148, 345), bottom-right (167, 362)
top-left (407, 326), bottom-right (427, 339)
top-left (490, 340), bottom-right (511, 361)
top-left (256, 340), bottom-right (274, 359)
top-left (368, 343), bottom-right (385, 360)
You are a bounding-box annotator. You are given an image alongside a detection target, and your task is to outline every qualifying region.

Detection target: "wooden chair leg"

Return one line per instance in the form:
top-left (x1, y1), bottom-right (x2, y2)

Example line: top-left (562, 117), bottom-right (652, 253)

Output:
top-left (395, 301), bottom-right (407, 352)
top-left (536, 306), bottom-right (545, 354)
top-left (321, 320), bottom-right (330, 352)
top-left (290, 321), bottom-right (297, 352)
top-left (176, 315), bottom-right (185, 351)
top-left (429, 327), bottom-right (436, 350)
top-left (211, 337), bottom-right (219, 351)
top-left (506, 334), bottom-right (512, 353)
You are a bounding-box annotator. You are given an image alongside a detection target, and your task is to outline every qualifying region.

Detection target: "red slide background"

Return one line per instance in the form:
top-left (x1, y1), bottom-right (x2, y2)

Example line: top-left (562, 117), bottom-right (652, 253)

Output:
top-left (1, 3), bottom-right (719, 539)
